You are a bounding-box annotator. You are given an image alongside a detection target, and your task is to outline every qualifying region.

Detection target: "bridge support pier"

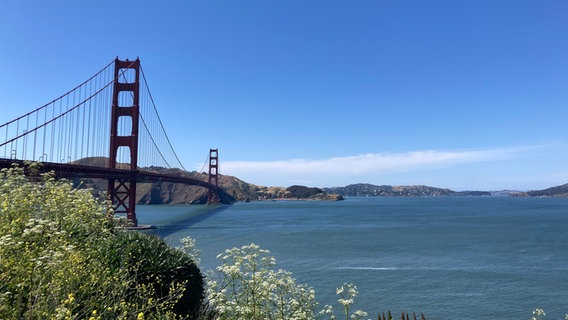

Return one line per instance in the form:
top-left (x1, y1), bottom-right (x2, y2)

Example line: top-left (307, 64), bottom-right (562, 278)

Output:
top-left (108, 176), bottom-right (138, 226)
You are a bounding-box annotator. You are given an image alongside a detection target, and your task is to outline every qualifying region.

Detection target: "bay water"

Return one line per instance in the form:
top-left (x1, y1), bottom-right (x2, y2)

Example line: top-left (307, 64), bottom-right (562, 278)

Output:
top-left (138, 197), bottom-right (568, 319)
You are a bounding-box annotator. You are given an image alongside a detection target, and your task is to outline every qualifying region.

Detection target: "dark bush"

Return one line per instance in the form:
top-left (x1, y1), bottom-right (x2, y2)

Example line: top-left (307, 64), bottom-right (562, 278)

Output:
top-left (102, 231), bottom-right (205, 318)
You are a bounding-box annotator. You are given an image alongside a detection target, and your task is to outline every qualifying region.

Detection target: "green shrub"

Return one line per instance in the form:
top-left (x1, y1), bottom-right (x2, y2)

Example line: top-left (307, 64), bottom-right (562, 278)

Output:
top-left (104, 231), bottom-right (204, 318)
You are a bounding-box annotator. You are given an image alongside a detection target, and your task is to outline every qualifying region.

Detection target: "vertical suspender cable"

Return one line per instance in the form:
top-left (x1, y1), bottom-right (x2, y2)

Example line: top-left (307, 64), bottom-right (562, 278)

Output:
top-left (42, 103), bottom-right (47, 161)
top-left (65, 93), bottom-right (70, 162)
top-left (81, 82), bottom-right (86, 159)
top-left (140, 65), bottom-right (187, 172)
top-left (50, 102), bottom-right (56, 162)
top-left (95, 72), bottom-right (101, 159)
top-left (24, 117), bottom-right (29, 159)
top-left (3, 124), bottom-right (7, 158)
top-left (86, 75), bottom-right (92, 159)
top-left (62, 95), bottom-right (67, 161)
top-left (74, 86), bottom-right (79, 161)
top-left (57, 100), bottom-right (63, 161)
top-left (33, 109), bottom-right (38, 160)
top-left (14, 121), bottom-right (19, 159)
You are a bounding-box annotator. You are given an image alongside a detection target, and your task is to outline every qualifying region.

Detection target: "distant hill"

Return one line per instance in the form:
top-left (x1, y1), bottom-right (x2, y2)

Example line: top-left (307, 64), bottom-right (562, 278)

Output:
top-left (323, 183), bottom-right (491, 197)
top-left (511, 183), bottom-right (568, 197)
top-left (67, 157), bottom-right (568, 200)
top-left (69, 157), bottom-right (341, 204)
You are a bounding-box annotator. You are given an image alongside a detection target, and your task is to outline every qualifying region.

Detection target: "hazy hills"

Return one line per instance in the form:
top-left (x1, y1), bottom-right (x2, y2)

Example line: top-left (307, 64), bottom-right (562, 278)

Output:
top-left (70, 157), bottom-right (341, 204)
top-left (511, 183), bottom-right (568, 197)
top-left (68, 157), bottom-right (568, 203)
top-left (323, 183), bottom-right (568, 198)
top-left (323, 184), bottom-right (491, 197)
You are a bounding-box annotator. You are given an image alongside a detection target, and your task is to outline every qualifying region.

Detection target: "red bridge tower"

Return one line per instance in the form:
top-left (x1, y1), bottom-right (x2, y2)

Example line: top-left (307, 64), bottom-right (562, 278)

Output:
top-left (208, 148), bottom-right (220, 204)
top-left (108, 58), bottom-right (140, 225)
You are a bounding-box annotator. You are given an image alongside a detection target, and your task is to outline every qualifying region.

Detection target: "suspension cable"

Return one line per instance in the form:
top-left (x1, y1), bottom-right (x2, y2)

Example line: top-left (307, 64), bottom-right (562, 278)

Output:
top-left (0, 63), bottom-right (133, 149)
top-left (200, 152), bottom-right (210, 174)
top-left (118, 69), bottom-right (172, 169)
top-left (140, 65), bottom-right (188, 172)
top-left (0, 59), bottom-right (115, 129)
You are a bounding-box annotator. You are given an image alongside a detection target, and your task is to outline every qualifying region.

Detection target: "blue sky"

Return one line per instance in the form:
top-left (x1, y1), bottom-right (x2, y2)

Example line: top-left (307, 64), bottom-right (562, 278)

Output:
top-left (0, 1), bottom-right (567, 190)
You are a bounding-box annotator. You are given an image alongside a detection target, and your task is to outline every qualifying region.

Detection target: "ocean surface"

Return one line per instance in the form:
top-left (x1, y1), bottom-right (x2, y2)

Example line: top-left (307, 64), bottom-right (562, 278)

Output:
top-left (137, 197), bottom-right (568, 319)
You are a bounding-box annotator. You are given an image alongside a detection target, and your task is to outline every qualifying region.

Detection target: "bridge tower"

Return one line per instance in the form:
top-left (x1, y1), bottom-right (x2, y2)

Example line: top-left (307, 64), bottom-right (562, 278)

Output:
top-left (108, 58), bottom-right (140, 225)
top-left (208, 148), bottom-right (220, 204)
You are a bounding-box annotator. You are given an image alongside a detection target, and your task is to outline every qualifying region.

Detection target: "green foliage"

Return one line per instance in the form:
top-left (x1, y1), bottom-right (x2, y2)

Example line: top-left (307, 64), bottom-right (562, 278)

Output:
top-left (286, 185), bottom-right (324, 199)
top-left (105, 231), bottom-right (204, 317)
top-left (0, 165), bottom-right (203, 319)
top-left (206, 243), bottom-right (317, 320)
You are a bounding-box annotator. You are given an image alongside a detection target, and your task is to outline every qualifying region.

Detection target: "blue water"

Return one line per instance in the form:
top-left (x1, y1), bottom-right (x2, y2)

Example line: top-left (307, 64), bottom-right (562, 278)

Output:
top-left (137, 197), bottom-right (568, 319)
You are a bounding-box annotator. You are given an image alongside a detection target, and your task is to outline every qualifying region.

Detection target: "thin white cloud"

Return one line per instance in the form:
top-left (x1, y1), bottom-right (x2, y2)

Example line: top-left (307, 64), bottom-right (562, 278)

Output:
top-left (221, 146), bottom-right (531, 177)
top-left (207, 143), bottom-right (559, 188)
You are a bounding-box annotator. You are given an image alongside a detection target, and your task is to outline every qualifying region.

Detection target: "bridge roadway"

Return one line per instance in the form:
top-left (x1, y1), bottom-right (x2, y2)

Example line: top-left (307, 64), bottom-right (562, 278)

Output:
top-left (0, 158), bottom-right (219, 190)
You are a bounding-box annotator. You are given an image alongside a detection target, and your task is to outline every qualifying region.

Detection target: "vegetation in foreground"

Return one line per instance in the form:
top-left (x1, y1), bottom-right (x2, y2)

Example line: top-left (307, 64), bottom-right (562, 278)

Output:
top-left (0, 164), bottom-right (203, 319)
top-left (1, 164), bottom-right (564, 319)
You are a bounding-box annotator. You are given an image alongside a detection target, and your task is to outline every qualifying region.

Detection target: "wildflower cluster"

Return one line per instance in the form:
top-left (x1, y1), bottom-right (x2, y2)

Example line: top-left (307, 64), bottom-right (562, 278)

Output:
top-left (206, 243), bottom-right (317, 320)
top-left (180, 235), bottom-right (201, 265)
top-left (530, 308), bottom-right (568, 320)
top-left (320, 283), bottom-right (369, 320)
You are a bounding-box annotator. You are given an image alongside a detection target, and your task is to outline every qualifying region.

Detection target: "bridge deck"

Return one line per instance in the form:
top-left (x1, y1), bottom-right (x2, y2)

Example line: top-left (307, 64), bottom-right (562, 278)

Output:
top-left (0, 158), bottom-right (217, 190)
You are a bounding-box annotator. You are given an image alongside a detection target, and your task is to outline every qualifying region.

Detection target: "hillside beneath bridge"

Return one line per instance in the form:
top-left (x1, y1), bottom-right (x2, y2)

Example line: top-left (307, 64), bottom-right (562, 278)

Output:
top-left (69, 157), bottom-right (341, 204)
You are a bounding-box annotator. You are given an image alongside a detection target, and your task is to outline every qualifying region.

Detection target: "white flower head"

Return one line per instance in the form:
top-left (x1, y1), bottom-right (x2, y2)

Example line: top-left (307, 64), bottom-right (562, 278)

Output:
top-left (336, 286), bottom-right (344, 295)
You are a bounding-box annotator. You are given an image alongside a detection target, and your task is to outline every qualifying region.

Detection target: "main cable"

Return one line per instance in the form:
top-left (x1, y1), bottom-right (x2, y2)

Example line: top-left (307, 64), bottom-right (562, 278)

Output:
top-left (140, 65), bottom-right (188, 172)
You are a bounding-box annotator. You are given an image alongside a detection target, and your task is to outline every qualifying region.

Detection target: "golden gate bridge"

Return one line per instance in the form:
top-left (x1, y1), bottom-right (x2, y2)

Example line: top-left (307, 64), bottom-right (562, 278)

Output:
top-left (0, 58), bottom-right (233, 226)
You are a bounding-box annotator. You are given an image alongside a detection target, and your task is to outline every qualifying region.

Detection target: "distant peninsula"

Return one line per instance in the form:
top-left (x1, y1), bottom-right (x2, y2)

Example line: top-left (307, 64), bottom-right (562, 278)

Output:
top-left (510, 183), bottom-right (568, 198)
top-left (323, 183), bottom-right (491, 197)
top-left (323, 183), bottom-right (568, 198)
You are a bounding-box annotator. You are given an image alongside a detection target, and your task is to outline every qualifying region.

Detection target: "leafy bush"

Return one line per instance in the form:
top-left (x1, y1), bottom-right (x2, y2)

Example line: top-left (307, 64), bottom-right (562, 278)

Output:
top-left (104, 231), bottom-right (204, 317)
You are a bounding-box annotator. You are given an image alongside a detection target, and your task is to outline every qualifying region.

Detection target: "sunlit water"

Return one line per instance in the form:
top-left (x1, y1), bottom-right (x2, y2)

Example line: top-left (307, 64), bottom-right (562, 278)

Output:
top-left (137, 197), bottom-right (568, 319)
